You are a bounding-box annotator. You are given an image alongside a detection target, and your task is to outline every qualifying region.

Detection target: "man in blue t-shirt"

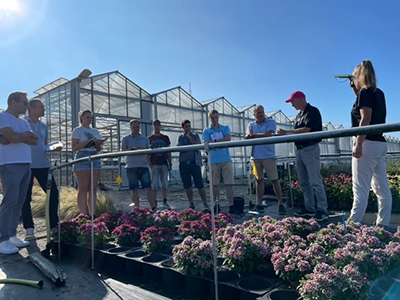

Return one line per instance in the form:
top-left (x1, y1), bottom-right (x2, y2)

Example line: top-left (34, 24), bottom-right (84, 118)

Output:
top-left (203, 110), bottom-right (240, 215)
top-left (245, 105), bottom-right (286, 215)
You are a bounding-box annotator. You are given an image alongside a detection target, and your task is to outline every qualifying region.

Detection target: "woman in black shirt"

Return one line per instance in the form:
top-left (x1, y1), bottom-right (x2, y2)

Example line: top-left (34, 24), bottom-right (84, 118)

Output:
top-left (349, 60), bottom-right (392, 227)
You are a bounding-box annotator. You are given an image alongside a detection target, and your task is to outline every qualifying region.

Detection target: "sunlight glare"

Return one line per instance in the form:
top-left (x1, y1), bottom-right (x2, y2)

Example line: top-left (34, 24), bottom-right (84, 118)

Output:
top-left (0, 0), bottom-right (21, 12)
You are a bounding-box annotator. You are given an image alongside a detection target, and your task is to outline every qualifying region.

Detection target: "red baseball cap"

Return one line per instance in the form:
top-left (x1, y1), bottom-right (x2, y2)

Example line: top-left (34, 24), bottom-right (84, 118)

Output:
top-left (285, 91), bottom-right (306, 103)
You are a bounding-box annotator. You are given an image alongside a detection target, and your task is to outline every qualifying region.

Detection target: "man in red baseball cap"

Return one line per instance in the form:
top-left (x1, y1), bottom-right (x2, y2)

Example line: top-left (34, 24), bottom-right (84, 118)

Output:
top-left (277, 91), bottom-right (328, 222)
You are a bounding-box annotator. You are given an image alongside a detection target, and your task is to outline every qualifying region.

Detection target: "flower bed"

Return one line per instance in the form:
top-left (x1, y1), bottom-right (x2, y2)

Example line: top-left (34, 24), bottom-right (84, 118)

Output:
top-left (54, 208), bottom-right (400, 299)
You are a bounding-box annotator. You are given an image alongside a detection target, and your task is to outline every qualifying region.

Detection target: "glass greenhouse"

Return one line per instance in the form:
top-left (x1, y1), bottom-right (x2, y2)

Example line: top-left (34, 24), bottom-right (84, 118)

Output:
top-left (32, 70), bottom-right (400, 188)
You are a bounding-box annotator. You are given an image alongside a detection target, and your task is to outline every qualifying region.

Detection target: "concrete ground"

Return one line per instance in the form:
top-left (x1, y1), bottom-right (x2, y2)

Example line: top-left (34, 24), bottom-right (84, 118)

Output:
top-left (1, 183), bottom-right (399, 300)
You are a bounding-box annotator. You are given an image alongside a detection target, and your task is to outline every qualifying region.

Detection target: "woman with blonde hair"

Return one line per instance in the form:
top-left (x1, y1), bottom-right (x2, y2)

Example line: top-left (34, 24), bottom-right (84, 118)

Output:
top-left (349, 60), bottom-right (392, 227)
top-left (71, 110), bottom-right (103, 217)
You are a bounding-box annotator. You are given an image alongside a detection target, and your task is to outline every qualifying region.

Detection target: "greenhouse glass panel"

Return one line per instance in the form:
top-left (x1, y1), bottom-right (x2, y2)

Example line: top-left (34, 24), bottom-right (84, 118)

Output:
top-left (232, 116), bottom-right (241, 133)
top-left (180, 109), bottom-right (193, 125)
top-left (142, 90), bottom-right (151, 102)
top-left (109, 73), bottom-right (127, 96)
top-left (127, 81), bottom-right (140, 100)
top-left (93, 93), bottom-right (109, 115)
top-left (156, 93), bottom-right (167, 105)
top-left (110, 95), bottom-right (127, 116)
top-left (224, 102), bottom-right (232, 115)
top-left (92, 75), bottom-right (109, 94)
top-left (192, 111), bottom-right (203, 130)
top-left (166, 90), bottom-right (180, 106)
top-left (180, 92), bottom-right (193, 109)
top-left (158, 104), bottom-right (177, 124)
top-left (127, 98), bottom-right (141, 118)
top-left (214, 100), bottom-right (223, 113)
top-left (80, 90), bottom-right (92, 111)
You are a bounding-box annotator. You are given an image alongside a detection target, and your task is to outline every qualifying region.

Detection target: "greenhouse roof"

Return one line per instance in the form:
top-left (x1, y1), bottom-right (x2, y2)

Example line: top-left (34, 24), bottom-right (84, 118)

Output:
top-left (34, 77), bottom-right (69, 95)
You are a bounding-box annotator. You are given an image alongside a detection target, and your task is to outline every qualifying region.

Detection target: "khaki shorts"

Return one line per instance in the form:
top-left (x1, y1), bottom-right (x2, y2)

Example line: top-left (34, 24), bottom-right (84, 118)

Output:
top-left (252, 158), bottom-right (278, 181)
top-left (211, 162), bottom-right (234, 186)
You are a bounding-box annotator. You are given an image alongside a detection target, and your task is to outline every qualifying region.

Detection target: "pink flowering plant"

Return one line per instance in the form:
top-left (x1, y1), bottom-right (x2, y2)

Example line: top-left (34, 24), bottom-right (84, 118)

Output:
top-left (112, 223), bottom-right (140, 247)
top-left (298, 263), bottom-right (370, 300)
top-left (277, 217), bottom-right (320, 240)
top-left (73, 213), bottom-right (91, 225)
top-left (141, 226), bottom-right (174, 254)
top-left (178, 220), bottom-right (210, 240)
top-left (128, 207), bottom-right (154, 229)
top-left (215, 212), bottom-right (234, 227)
top-left (172, 236), bottom-right (214, 276)
top-left (178, 208), bottom-right (204, 221)
top-left (152, 210), bottom-right (180, 230)
top-left (385, 241), bottom-right (400, 273)
top-left (323, 173), bottom-right (353, 209)
top-left (178, 213), bottom-right (232, 240)
top-left (94, 210), bottom-right (124, 232)
top-left (217, 226), bottom-right (271, 274)
top-left (271, 235), bottom-right (327, 284)
top-left (77, 221), bottom-right (110, 245)
top-left (51, 219), bottom-right (80, 244)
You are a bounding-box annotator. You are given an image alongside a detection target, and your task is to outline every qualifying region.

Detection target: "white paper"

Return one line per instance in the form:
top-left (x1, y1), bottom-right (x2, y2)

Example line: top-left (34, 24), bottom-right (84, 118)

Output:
top-left (45, 141), bottom-right (63, 152)
top-left (210, 131), bottom-right (224, 141)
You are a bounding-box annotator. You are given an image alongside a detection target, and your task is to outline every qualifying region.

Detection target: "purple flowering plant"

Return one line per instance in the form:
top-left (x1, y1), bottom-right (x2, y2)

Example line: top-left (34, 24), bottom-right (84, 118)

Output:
top-left (152, 210), bottom-right (180, 230)
top-left (77, 221), bottom-right (110, 245)
top-left (178, 208), bottom-right (204, 221)
top-left (217, 226), bottom-right (271, 274)
top-left (51, 219), bottom-right (80, 244)
top-left (178, 213), bottom-right (232, 240)
top-left (128, 207), bottom-right (154, 229)
top-left (73, 213), bottom-right (91, 225)
top-left (271, 235), bottom-right (325, 284)
top-left (112, 223), bottom-right (141, 247)
top-left (94, 210), bottom-right (124, 232)
top-left (141, 226), bottom-right (174, 254)
top-left (298, 263), bottom-right (370, 300)
top-left (172, 236), bottom-right (214, 276)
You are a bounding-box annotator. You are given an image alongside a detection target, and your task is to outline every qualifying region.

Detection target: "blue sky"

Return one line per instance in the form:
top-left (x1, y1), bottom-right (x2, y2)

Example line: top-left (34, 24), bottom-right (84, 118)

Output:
top-left (1, 0), bottom-right (399, 135)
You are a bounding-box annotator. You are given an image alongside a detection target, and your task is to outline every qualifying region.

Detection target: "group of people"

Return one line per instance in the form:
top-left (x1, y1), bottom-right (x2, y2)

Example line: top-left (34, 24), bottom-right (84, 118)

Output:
top-left (0, 59), bottom-right (393, 255)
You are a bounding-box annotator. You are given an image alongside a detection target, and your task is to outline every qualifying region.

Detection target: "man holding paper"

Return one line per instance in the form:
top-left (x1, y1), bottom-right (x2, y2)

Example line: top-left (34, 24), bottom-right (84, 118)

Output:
top-left (22, 99), bottom-right (61, 240)
top-left (203, 110), bottom-right (240, 215)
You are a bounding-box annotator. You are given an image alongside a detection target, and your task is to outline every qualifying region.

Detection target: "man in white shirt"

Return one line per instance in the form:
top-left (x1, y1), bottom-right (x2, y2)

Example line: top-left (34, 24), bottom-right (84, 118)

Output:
top-left (22, 99), bottom-right (62, 240)
top-left (0, 92), bottom-right (38, 254)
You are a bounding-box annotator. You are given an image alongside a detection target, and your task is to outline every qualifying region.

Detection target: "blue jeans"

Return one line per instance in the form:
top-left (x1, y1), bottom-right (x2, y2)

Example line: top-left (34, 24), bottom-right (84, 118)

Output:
top-left (295, 144), bottom-right (327, 213)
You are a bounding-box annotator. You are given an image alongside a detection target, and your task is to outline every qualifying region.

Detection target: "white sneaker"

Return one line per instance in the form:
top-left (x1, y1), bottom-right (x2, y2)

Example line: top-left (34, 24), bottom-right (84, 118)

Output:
top-left (10, 236), bottom-right (30, 248)
top-left (25, 228), bottom-right (35, 241)
top-left (262, 200), bottom-right (268, 207)
top-left (0, 240), bottom-right (19, 254)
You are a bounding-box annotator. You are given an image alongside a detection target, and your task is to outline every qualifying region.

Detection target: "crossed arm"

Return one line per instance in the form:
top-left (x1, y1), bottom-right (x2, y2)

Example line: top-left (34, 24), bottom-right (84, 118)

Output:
top-left (0, 127), bottom-right (38, 145)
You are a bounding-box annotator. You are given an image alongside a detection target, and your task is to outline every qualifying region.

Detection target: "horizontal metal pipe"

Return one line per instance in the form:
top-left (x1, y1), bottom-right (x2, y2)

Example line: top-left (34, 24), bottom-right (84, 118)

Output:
top-left (50, 122), bottom-right (400, 171)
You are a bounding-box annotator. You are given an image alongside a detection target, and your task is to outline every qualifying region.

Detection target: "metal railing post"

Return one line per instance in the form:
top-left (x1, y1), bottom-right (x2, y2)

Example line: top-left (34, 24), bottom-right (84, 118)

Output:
top-left (206, 143), bottom-right (219, 300)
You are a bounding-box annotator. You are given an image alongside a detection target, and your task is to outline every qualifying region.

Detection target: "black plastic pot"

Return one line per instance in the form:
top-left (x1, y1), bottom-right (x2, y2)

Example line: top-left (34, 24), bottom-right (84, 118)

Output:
top-left (262, 289), bottom-right (299, 300)
top-left (160, 258), bottom-right (184, 290)
top-left (142, 254), bottom-right (169, 263)
top-left (185, 275), bottom-right (210, 297)
top-left (237, 277), bottom-right (274, 300)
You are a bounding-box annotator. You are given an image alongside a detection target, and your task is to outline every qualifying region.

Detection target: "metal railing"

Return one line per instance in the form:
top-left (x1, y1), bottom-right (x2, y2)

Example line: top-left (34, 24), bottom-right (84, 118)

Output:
top-left (50, 122), bottom-right (400, 300)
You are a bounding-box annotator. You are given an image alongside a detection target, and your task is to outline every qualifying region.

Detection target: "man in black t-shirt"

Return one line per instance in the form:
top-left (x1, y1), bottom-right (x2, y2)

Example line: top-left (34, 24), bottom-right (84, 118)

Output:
top-left (148, 119), bottom-right (172, 210)
top-left (277, 91), bottom-right (328, 221)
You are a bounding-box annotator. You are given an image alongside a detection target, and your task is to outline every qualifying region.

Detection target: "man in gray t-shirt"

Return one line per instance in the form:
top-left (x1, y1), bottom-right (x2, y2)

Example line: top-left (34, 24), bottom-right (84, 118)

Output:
top-left (121, 120), bottom-right (156, 210)
top-left (22, 99), bottom-right (61, 240)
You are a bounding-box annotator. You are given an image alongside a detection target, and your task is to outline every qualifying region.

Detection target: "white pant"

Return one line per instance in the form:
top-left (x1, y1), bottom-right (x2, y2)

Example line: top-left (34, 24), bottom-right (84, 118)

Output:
top-left (350, 139), bottom-right (392, 226)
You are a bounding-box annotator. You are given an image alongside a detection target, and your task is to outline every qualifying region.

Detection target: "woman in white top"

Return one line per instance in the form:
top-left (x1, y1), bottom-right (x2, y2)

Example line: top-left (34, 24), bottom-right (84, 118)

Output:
top-left (71, 110), bottom-right (103, 217)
